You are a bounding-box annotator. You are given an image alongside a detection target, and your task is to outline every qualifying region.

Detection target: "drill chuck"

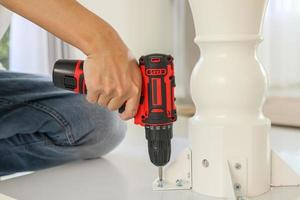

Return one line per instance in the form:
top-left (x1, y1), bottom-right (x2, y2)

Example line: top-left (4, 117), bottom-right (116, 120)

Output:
top-left (145, 125), bottom-right (173, 167)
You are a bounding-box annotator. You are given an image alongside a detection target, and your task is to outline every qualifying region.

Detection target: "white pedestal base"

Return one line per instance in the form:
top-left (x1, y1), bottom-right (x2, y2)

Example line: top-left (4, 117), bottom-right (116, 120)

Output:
top-left (190, 119), bottom-right (271, 198)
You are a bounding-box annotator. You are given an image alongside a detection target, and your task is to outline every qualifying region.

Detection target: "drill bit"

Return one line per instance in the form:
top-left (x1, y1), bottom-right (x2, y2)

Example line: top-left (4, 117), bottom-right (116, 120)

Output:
top-left (158, 166), bottom-right (163, 187)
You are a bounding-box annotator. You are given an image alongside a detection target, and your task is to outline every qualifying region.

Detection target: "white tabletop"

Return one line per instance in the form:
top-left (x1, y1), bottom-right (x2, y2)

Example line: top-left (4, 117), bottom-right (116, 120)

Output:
top-left (0, 117), bottom-right (300, 200)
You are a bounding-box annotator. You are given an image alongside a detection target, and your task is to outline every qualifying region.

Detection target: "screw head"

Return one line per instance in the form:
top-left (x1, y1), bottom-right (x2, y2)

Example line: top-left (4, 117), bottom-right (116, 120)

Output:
top-left (235, 163), bottom-right (242, 170)
top-left (202, 159), bottom-right (209, 168)
top-left (176, 179), bottom-right (183, 187)
top-left (234, 183), bottom-right (241, 191)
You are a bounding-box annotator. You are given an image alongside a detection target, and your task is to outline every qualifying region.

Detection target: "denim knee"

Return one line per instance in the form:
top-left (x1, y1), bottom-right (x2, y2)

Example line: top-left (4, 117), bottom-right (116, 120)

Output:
top-left (75, 109), bottom-right (127, 159)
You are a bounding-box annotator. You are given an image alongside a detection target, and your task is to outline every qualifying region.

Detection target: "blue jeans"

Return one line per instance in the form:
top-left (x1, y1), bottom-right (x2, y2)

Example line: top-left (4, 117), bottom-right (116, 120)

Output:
top-left (0, 71), bottom-right (126, 175)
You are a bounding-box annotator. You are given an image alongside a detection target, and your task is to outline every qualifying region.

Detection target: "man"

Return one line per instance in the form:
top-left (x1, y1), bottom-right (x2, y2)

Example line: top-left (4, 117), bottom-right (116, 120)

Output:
top-left (0, 0), bottom-right (142, 175)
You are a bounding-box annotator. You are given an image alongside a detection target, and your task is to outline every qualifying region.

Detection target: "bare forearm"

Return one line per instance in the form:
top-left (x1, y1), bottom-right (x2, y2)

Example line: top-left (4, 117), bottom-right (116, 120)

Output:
top-left (0, 0), bottom-right (122, 55)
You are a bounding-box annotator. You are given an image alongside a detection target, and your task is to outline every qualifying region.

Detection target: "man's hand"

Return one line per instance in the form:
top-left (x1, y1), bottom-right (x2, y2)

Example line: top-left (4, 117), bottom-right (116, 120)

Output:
top-left (83, 26), bottom-right (142, 120)
top-left (84, 50), bottom-right (141, 120)
top-left (0, 0), bottom-right (142, 120)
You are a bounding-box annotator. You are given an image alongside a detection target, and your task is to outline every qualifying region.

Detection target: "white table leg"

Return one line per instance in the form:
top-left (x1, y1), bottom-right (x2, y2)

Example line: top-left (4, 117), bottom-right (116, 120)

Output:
top-left (187, 0), bottom-right (270, 198)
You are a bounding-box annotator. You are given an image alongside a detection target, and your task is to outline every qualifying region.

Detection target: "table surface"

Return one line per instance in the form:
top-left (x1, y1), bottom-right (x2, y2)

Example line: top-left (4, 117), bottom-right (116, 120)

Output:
top-left (0, 117), bottom-right (300, 200)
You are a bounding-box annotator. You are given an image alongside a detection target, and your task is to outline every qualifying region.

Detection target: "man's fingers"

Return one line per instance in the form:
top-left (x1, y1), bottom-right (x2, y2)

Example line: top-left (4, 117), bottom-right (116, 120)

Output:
top-left (86, 90), bottom-right (100, 104)
top-left (97, 94), bottom-right (112, 107)
top-left (107, 97), bottom-right (127, 112)
top-left (120, 96), bottom-right (140, 120)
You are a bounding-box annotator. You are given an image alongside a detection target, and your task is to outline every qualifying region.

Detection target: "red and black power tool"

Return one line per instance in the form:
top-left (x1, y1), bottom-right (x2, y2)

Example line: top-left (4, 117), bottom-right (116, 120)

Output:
top-left (53, 54), bottom-right (177, 170)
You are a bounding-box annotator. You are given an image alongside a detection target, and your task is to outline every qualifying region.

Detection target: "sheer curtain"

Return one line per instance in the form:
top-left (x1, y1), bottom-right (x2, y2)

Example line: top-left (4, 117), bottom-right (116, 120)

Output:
top-left (0, 5), bottom-right (11, 70)
top-left (0, 5), bottom-right (11, 39)
top-left (258, 0), bottom-right (300, 88)
top-left (9, 14), bottom-right (70, 75)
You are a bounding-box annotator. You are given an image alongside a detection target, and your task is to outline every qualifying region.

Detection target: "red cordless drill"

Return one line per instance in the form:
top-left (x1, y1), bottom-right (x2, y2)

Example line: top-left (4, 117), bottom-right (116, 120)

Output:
top-left (53, 54), bottom-right (177, 183)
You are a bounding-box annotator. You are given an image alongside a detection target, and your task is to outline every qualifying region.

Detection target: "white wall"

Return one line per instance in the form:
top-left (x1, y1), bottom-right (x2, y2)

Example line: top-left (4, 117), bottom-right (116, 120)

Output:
top-left (70, 0), bottom-right (174, 57)
top-left (257, 0), bottom-right (300, 88)
top-left (68, 0), bottom-right (195, 100)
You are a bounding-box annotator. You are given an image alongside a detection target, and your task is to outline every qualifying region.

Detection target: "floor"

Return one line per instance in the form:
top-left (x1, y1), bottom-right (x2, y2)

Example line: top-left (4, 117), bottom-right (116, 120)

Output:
top-left (0, 117), bottom-right (300, 200)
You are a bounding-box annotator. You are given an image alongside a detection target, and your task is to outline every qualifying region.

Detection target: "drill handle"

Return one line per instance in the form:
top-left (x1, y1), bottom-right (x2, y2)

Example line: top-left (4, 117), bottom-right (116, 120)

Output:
top-left (52, 59), bottom-right (125, 113)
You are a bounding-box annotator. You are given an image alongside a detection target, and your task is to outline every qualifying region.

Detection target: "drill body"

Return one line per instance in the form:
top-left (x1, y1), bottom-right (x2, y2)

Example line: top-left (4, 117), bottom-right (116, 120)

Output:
top-left (134, 54), bottom-right (177, 167)
top-left (53, 54), bottom-right (177, 167)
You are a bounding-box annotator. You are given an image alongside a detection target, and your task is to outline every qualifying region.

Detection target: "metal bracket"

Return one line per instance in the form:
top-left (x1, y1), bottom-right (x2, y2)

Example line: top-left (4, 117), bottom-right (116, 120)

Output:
top-left (225, 158), bottom-right (248, 199)
top-left (153, 148), bottom-right (192, 191)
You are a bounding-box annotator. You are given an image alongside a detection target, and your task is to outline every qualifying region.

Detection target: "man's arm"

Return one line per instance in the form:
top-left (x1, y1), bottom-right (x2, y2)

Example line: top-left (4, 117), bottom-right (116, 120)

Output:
top-left (0, 0), bottom-right (142, 120)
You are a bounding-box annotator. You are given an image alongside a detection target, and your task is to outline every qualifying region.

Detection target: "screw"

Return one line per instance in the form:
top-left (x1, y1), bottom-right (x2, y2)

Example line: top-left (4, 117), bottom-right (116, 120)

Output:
top-left (202, 159), bottom-right (209, 168)
top-left (157, 180), bottom-right (164, 188)
top-left (234, 183), bottom-right (241, 191)
top-left (176, 179), bottom-right (183, 187)
top-left (235, 163), bottom-right (242, 170)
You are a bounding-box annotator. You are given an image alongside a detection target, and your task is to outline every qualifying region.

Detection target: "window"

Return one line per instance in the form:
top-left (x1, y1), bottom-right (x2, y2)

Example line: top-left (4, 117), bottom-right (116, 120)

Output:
top-left (0, 28), bottom-right (9, 70)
